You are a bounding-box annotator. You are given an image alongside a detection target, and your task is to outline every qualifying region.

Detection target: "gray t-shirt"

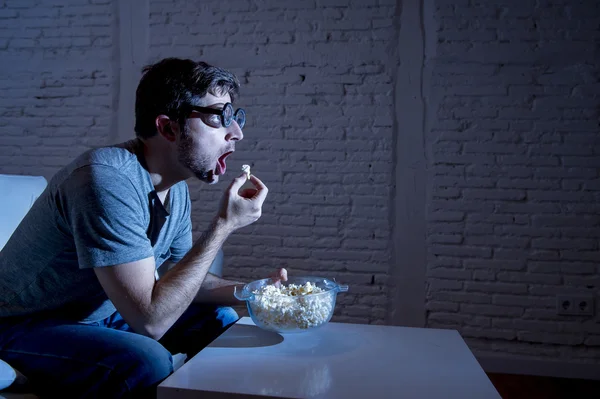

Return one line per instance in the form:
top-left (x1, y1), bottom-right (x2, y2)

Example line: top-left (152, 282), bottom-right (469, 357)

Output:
top-left (0, 140), bottom-right (192, 322)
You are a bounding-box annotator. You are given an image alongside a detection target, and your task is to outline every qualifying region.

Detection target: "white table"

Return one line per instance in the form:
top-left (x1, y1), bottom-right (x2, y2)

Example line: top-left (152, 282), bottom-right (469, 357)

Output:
top-left (157, 317), bottom-right (500, 399)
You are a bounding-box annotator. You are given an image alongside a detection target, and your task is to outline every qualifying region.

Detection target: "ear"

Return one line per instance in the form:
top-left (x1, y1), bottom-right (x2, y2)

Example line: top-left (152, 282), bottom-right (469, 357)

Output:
top-left (155, 115), bottom-right (179, 142)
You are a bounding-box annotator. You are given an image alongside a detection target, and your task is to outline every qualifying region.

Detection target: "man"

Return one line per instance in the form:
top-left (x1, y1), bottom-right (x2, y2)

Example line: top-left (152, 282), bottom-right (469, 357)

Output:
top-left (0, 57), bottom-right (285, 397)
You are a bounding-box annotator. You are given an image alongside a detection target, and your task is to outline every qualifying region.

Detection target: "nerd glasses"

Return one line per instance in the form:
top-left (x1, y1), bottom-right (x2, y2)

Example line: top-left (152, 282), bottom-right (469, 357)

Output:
top-left (188, 103), bottom-right (246, 129)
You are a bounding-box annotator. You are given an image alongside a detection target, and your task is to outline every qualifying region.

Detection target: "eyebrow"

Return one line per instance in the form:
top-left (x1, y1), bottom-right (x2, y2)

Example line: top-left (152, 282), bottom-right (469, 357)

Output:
top-left (188, 102), bottom-right (227, 113)
top-left (204, 103), bottom-right (225, 109)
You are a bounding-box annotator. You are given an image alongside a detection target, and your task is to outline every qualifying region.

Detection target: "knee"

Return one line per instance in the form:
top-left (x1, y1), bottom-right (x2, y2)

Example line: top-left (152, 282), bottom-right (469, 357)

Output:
top-left (214, 306), bottom-right (239, 329)
top-left (115, 338), bottom-right (173, 393)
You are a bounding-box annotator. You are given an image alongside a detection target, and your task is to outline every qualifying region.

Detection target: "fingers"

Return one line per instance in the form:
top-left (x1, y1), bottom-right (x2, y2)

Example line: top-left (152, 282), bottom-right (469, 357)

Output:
top-left (219, 172), bottom-right (269, 232)
top-left (270, 268), bottom-right (288, 286)
top-left (230, 174), bottom-right (268, 199)
top-left (248, 175), bottom-right (268, 203)
top-left (228, 173), bottom-right (248, 194)
top-left (249, 174), bottom-right (266, 188)
top-left (239, 188), bottom-right (258, 199)
top-left (279, 268), bottom-right (288, 281)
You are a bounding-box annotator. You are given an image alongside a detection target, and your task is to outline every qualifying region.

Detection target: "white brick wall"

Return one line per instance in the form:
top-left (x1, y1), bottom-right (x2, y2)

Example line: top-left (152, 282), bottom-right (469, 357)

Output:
top-left (428, 0), bottom-right (600, 363)
top-left (0, 0), bottom-right (115, 181)
top-left (1, 0), bottom-right (598, 371)
top-left (148, 0), bottom-right (396, 325)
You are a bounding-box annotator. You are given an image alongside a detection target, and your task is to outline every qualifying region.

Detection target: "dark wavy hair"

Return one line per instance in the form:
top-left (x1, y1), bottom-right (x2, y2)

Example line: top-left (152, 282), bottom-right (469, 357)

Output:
top-left (134, 58), bottom-right (240, 139)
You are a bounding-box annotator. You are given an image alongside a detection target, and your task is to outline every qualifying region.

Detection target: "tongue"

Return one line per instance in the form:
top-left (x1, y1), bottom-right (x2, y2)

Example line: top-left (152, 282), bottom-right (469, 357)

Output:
top-left (216, 156), bottom-right (227, 175)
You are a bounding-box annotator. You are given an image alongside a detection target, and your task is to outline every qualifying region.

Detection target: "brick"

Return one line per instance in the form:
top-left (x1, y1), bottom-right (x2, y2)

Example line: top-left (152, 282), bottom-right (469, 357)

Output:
top-left (431, 187), bottom-right (462, 199)
top-left (428, 279), bottom-right (464, 291)
top-left (464, 143), bottom-right (526, 155)
top-left (583, 180), bottom-right (600, 191)
top-left (497, 178), bottom-right (559, 190)
top-left (522, 132), bottom-right (562, 144)
top-left (532, 238), bottom-right (597, 251)
top-left (342, 238), bottom-right (388, 250)
top-left (461, 304), bottom-right (523, 317)
top-left (563, 157), bottom-right (600, 168)
top-left (430, 202), bottom-right (491, 216)
top-left (564, 132), bottom-right (600, 144)
top-left (430, 245), bottom-right (492, 258)
top-left (434, 154), bottom-right (498, 165)
top-left (517, 332), bottom-right (584, 346)
top-left (584, 336), bottom-right (600, 346)
top-left (467, 166), bottom-right (531, 178)
top-left (464, 259), bottom-right (526, 271)
top-left (533, 215), bottom-right (599, 227)
top-left (497, 155), bottom-right (560, 166)
top-left (465, 282), bottom-right (528, 294)
top-left (496, 203), bottom-right (560, 214)
top-left (468, 236), bottom-right (530, 249)
top-left (428, 268), bottom-right (471, 280)
top-left (435, 177), bottom-right (495, 189)
top-left (528, 286), bottom-right (592, 297)
top-left (464, 223), bottom-right (494, 235)
top-left (429, 211), bottom-right (464, 222)
top-left (497, 271), bottom-right (562, 285)
top-left (433, 165), bottom-right (472, 177)
top-left (466, 214), bottom-right (528, 226)
top-left (311, 250), bottom-right (371, 262)
top-left (564, 204), bottom-right (600, 214)
top-left (428, 234), bottom-right (463, 244)
top-left (563, 275), bottom-right (600, 287)
top-left (463, 189), bottom-right (526, 201)
top-left (493, 249), bottom-right (531, 260)
top-left (485, 340), bottom-right (562, 357)
top-left (528, 262), bottom-right (596, 275)
top-left (0, 9), bottom-right (18, 18)
top-left (425, 301), bottom-right (459, 312)
top-left (472, 270), bottom-right (495, 281)
top-left (427, 223), bottom-right (464, 234)
top-left (431, 291), bottom-right (491, 305)
top-left (427, 313), bottom-right (468, 327)
top-left (531, 144), bottom-right (593, 156)
top-left (493, 319), bottom-right (559, 333)
top-left (462, 327), bottom-right (517, 340)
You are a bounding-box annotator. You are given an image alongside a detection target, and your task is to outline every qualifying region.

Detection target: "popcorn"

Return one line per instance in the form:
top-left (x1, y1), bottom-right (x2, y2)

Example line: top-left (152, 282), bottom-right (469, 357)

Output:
top-left (241, 164), bottom-right (251, 180)
top-left (250, 282), bottom-right (333, 330)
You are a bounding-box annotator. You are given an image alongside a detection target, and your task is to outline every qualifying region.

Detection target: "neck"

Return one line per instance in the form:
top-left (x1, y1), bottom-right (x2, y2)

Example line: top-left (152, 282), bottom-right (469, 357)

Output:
top-left (138, 137), bottom-right (187, 193)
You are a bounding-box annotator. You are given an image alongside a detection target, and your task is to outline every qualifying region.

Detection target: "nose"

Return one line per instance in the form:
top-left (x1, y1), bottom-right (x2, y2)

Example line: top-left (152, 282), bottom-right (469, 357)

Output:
top-left (225, 121), bottom-right (243, 142)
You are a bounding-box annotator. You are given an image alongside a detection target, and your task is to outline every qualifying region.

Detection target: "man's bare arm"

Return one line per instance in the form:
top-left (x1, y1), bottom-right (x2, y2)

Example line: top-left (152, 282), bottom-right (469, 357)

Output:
top-left (194, 273), bottom-right (245, 306)
top-left (157, 253), bottom-right (244, 306)
top-left (95, 217), bottom-right (233, 340)
top-left (195, 268), bottom-right (288, 306)
top-left (94, 174), bottom-right (267, 340)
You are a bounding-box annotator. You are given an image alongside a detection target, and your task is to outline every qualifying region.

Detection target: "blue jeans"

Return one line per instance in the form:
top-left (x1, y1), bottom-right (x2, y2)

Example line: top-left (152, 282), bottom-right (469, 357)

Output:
top-left (0, 304), bottom-right (239, 398)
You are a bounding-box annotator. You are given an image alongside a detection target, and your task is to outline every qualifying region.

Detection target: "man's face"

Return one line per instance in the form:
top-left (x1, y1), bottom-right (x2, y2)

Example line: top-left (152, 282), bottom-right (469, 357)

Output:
top-left (176, 92), bottom-right (244, 184)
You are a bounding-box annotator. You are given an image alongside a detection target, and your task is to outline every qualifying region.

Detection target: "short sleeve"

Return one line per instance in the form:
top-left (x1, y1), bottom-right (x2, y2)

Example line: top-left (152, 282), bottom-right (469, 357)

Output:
top-left (59, 165), bottom-right (154, 269)
top-left (169, 183), bottom-right (192, 262)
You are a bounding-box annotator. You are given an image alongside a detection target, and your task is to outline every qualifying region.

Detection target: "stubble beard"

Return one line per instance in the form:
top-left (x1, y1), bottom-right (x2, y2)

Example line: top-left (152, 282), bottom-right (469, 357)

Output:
top-left (177, 127), bottom-right (217, 184)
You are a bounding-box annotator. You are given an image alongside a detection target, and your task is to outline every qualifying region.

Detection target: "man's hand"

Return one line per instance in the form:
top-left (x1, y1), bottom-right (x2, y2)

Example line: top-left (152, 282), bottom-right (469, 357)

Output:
top-left (218, 173), bottom-right (268, 233)
top-left (269, 268), bottom-right (288, 287)
top-left (195, 268), bottom-right (288, 305)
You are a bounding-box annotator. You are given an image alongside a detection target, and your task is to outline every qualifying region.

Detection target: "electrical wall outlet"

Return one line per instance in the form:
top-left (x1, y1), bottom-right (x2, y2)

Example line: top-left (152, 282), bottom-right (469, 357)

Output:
top-left (556, 294), bottom-right (595, 316)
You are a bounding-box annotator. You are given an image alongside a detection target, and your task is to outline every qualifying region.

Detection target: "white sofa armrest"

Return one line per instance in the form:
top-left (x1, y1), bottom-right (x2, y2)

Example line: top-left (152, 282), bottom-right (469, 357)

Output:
top-left (0, 174), bottom-right (48, 251)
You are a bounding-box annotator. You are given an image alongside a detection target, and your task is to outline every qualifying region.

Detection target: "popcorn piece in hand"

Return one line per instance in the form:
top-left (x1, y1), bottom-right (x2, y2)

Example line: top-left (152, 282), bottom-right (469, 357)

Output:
top-left (241, 164), bottom-right (251, 180)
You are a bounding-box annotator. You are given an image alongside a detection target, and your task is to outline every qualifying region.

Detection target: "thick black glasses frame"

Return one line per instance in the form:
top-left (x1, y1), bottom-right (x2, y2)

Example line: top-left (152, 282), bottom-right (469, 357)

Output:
top-left (189, 103), bottom-right (245, 128)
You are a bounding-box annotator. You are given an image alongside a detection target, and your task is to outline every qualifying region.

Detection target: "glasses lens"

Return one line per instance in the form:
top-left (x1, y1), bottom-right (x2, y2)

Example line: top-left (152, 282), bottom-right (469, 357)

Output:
top-left (222, 103), bottom-right (234, 127)
top-left (234, 108), bottom-right (246, 129)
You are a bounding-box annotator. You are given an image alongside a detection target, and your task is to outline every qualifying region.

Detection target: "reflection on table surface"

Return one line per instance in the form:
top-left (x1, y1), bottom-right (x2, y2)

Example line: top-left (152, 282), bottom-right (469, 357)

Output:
top-left (208, 324), bottom-right (284, 348)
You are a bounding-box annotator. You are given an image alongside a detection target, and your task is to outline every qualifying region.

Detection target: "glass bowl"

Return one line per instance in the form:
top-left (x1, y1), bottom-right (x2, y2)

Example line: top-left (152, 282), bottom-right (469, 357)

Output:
top-left (234, 276), bottom-right (348, 334)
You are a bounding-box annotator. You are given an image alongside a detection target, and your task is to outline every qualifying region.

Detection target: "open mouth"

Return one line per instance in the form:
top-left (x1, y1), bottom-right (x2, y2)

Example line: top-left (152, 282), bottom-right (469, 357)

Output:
top-left (216, 151), bottom-right (233, 175)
